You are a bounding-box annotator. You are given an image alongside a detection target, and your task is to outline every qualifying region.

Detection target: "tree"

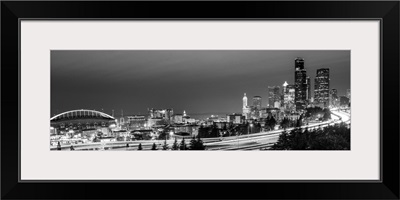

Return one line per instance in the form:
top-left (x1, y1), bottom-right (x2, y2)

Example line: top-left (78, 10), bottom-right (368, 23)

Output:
top-left (189, 135), bottom-right (206, 150)
top-left (270, 130), bottom-right (290, 150)
top-left (138, 143), bottom-right (143, 150)
top-left (296, 115), bottom-right (303, 127)
top-left (271, 128), bottom-right (308, 150)
top-left (151, 143), bottom-right (158, 150)
top-left (305, 106), bottom-right (324, 118)
top-left (57, 141), bottom-right (62, 150)
top-left (290, 128), bottom-right (309, 150)
top-left (196, 135), bottom-right (206, 150)
top-left (253, 122), bottom-right (262, 133)
top-left (171, 138), bottom-right (179, 150)
top-left (157, 131), bottom-right (168, 140)
top-left (311, 134), bottom-right (349, 150)
top-left (323, 109), bottom-right (331, 121)
top-left (210, 126), bottom-right (220, 138)
top-left (190, 136), bottom-right (204, 150)
top-left (270, 116), bottom-right (277, 129)
top-left (179, 138), bottom-right (188, 150)
top-left (162, 139), bottom-right (169, 150)
top-left (189, 136), bottom-right (197, 150)
top-left (197, 127), bottom-right (209, 138)
top-left (280, 117), bottom-right (290, 129)
top-left (265, 116), bottom-right (277, 131)
top-left (271, 123), bottom-right (350, 150)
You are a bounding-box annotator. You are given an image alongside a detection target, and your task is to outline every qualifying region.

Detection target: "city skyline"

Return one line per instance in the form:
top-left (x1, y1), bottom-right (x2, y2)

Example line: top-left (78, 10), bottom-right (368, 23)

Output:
top-left (51, 50), bottom-right (350, 117)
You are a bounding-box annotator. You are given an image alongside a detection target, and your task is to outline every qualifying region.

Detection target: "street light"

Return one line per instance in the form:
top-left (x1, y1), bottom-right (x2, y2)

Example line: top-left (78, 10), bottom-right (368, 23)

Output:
top-left (169, 130), bottom-right (174, 140)
top-left (248, 123), bottom-right (254, 138)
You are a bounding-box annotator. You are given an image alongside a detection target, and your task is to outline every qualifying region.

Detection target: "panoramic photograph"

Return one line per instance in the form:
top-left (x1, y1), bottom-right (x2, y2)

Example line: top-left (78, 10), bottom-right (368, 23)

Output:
top-left (50, 50), bottom-right (351, 151)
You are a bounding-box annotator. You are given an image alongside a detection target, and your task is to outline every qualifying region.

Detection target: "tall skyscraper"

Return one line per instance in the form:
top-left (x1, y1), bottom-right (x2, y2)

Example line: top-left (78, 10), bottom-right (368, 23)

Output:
top-left (306, 76), bottom-right (311, 102)
top-left (330, 89), bottom-right (338, 107)
top-left (242, 93), bottom-right (251, 119)
top-left (288, 86), bottom-right (295, 108)
top-left (252, 96), bottom-right (262, 110)
top-left (283, 81), bottom-right (295, 112)
top-left (282, 81), bottom-right (289, 94)
top-left (252, 96), bottom-right (262, 119)
top-left (268, 86), bottom-right (281, 108)
top-left (294, 57), bottom-right (307, 110)
top-left (281, 81), bottom-right (288, 106)
top-left (314, 68), bottom-right (330, 107)
top-left (243, 93), bottom-right (248, 108)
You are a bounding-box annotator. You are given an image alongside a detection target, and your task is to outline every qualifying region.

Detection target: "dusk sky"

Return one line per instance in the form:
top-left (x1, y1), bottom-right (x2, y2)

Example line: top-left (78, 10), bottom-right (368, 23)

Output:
top-left (51, 50), bottom-right (350, 117)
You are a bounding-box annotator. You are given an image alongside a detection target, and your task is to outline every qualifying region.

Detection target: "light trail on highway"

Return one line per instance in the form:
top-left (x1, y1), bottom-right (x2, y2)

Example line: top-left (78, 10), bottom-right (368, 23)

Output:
top-left (51, 109), bottom-right (350, 151)
top-left (205, 109), bottom-right (350, 150)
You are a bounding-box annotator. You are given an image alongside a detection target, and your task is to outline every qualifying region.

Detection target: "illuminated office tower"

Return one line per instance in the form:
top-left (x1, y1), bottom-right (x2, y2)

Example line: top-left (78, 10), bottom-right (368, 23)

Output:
top-left (306, 76), bottom-right (311, 102)
top-left (283, 81), bottom-right (295, 111)
top-left (243, 93), bottom-right (248, 108)
top-left (330, 89), bottom-right (339, 107)
top-left (294, 57), bottom-right (308, 111)
top-left (253, 96), bottom-right (262, 110)
top-left (314, 68), bottom-right (330, 108)
top-left (282, 81), bottom-right (289, 93)
top-left (242, 93), bottom-right (251, 119)
top-left (252, 96), bottom-right (262, 119)
top-left (268, 86), bottom-right (281, 108)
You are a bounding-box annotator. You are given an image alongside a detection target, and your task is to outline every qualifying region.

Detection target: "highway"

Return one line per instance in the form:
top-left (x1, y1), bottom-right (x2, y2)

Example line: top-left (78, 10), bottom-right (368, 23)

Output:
top-left (202, 109), bottom-right (350, 150)
top-left (51, 109), bottom-right (350, 151)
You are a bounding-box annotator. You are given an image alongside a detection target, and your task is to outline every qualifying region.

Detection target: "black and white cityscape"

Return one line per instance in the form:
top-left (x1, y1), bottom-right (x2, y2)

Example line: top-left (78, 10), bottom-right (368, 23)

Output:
top-left (50, 50), bottom-right (351, 151)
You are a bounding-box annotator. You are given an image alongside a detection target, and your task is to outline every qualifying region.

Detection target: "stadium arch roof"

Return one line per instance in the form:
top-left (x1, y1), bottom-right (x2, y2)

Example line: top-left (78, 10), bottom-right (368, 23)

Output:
top-left (50, 109), bottom-right (115, 121)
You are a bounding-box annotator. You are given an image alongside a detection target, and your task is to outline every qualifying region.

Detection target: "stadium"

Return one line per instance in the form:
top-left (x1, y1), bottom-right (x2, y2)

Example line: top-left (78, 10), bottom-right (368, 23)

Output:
top-left (50, 109), bottom-right (116, 132)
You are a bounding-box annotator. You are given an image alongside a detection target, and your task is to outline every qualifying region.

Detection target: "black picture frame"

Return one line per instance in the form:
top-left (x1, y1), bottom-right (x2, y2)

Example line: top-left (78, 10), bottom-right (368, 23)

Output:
top-left (1, 1), bottom-right (399, 199)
